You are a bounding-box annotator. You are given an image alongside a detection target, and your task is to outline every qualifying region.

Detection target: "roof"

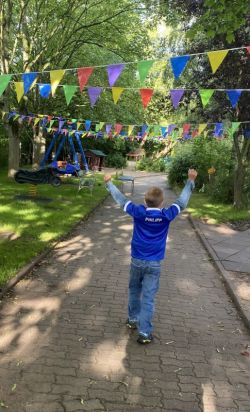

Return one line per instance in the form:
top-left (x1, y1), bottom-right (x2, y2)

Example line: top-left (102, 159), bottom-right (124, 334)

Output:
top-left (87, 149), bottom-right (107, 157)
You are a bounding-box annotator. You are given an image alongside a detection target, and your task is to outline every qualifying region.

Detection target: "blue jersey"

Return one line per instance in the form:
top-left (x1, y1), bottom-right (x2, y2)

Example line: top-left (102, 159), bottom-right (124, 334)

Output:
top-left (124, 201), bottom-right (180, 260)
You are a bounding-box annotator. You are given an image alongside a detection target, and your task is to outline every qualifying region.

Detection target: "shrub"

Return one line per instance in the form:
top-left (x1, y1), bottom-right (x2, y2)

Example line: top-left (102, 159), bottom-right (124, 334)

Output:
top-left (105, 153), bottom-right (127, 168)
top-left (136, 157), bottom-right (167, 172)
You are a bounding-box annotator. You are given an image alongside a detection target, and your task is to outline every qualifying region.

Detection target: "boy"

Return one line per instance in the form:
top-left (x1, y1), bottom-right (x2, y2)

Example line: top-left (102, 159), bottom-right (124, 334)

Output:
top-left (104, 169), bottom-right (198, 344)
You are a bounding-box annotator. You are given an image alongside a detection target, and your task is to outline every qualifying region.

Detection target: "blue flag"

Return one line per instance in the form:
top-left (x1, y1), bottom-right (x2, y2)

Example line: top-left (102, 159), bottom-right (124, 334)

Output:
top-left (38, 84), bottom-right (51, 98)
top-left (214, 123), bottom-right (224, 137)
top-left (85, 120), bottom-right (92, 131)
top-left (226, 90), bottom-right (242, 108)
top-left (22, 72), bottom-right (38, 94)
top-left (161, 126), bottom-right (167, 136)
top-left (170, 55), bottom-right (190, 80)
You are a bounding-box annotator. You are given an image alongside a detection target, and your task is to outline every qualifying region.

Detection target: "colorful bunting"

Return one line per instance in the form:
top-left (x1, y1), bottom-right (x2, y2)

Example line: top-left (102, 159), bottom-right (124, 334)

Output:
top-left (214, 123), bottom-right (224, 137)
top-left (183, 123), bottom-right (191, 136)
top-left (168, 124), bottom-right (176, 134)
top-left (141, 124), bottom-right (148, 136)
top-left (226, 89), bottom-right (242, 108)
top-left (138, 60), bottom-right (154, 84)
top-left (63, 85), bottom-right (78, 105)
top-left (87, 87), bottom-right (102, 107)
top-left (38, 84), bottom-right (51, 98)
top-left (106, 124), bottom-right (112, 134)
top-left (85, 120), bottom-right (91, 131)
top-left (0, 74), bottom-right (12, 97)
top-left (22, 72), bottom-right (38, 94)
top-left (107, 64), bottom-right (125, 86)
top-left (128, 125), bottom-right (134, 136)
top-left (231, 122), bottom-right (241, 133)
top-left (207, 50), bottom-right (229, 74)
top-left (77, 67), bottom-right (94, 91)
top-left (199, 89), bottom-right (214, 107)
top-left (112, 87), bottom-right (124, 104)
top-left (170, 55), bottom-right (190, 80)
top-left (161, 126), bottom-right (167, 136)
top-left (246, 46), bottom-right (250, 54)
top-left (140, 88), bottom-right (154, 108)
top-left (50, 70), bottom-right (65, 96)
top-left (170, 89), bottom-right (185, 109)
top-left (198, 123), bottom-right (207, 135)
top-left (14, 82), bottom-right (24, 102)
top-left (34, 118), bottom-right (40, 126)
top-left (115, 123), bottom-right (123, 135)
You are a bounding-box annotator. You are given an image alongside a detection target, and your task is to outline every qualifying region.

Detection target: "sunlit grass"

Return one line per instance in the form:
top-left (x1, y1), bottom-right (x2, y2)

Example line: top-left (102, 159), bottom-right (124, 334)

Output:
top-left (187, 193), bottom-right (250, 224)
top-left (0, 169), bottom-right (108, 286)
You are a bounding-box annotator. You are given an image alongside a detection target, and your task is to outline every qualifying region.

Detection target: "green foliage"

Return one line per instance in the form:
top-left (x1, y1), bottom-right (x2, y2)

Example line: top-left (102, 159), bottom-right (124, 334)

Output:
top-left (136, 157), bottom-right (167, 172)
top-left (142, 139), bottom-right (165, 157)
top-left (105, 152), bottom-right (127, 168)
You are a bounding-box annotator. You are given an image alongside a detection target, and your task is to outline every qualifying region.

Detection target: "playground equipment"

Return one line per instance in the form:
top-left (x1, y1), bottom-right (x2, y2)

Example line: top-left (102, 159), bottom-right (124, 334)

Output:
top-left (14, 167), bottom-right (62, 186)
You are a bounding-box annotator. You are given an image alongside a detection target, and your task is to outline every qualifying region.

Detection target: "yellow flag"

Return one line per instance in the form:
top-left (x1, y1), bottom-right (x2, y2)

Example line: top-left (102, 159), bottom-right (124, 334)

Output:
top-left (198, 123), bottom-right (207, 135)
top-left (14, 82), bottom-right (24, 102)
top-left (207, 50), bottom-right (229, 74)
top-left (99, 122), bottom-right (105, 130)
top-left (128, 125), bottom-right (134, 136)
top-left (34, 117), bottom-right (40, 126)
top-left (50, 70), bottom-right (65, 96)
top-left (112, 87), bottom-right (124, 104)
top-left (77, 122), bottom-right (82, 130)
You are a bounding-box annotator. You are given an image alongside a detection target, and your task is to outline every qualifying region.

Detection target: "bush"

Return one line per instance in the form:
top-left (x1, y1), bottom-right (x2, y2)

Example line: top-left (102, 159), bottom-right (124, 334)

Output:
top-left (136, 157), bottom-right (167, 172)
top-left (105, 153), bottom-right (127, 168)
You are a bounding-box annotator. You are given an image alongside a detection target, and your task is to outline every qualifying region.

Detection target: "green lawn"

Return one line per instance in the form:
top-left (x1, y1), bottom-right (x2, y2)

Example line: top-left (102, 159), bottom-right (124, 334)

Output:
top-left (187, 193), bottom-right (250, 224)
top-left (0, 170), bottom-right (108, 286)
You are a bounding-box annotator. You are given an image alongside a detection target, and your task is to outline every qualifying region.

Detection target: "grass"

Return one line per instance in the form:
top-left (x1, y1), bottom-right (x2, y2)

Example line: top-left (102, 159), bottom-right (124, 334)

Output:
top-left (187, 193), bottom-right (250, 224)
top-left (0, 169), bottom-right (108, 286)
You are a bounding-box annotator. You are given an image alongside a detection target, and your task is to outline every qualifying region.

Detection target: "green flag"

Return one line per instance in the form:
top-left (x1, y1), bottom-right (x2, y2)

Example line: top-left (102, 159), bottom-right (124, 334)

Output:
top-left (0, 74), bottom-right (12, 97)
top-left (138, 60), bottom-right (154, 84)
top-left (63, 85), bottom-right (78, 105)
top-left (231, 122), bottom-right (241, 134)
top-left (153, 125), bottom-right (161, 135)
top-left (199, 89), bottom-right (214, 107)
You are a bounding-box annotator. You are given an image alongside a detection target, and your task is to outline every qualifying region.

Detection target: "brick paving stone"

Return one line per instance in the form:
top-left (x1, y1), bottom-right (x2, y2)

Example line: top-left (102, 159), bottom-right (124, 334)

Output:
top-left (0, 174), bottom-right (249, 411)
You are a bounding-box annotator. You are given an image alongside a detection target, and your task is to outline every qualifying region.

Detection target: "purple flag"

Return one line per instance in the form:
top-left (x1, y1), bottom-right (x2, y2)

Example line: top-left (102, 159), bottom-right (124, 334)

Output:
top-left (107, 64), bottom-right (125, 86)
top-left (87, 87), bottom-right (102, 107)
top-left (168, 124), bottom-right (176, 134)
top-left (170, 89), bottom-right (185, 109)
top-left (58, 120), bottom-right (64, 132)
top-left (106, 124), bottom-right (112, 134)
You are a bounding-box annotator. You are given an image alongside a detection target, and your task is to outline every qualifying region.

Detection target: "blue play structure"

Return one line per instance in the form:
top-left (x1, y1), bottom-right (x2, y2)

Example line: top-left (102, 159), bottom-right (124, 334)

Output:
top-left (40, 131), bottom-right (89, 174)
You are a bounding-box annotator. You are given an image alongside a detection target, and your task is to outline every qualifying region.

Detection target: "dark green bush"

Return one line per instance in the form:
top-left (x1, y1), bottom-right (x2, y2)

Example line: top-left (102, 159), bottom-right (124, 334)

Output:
top-left (105, 153), bottom-right (127, 168)
top-left (136, 157), bottom-right (167, 172)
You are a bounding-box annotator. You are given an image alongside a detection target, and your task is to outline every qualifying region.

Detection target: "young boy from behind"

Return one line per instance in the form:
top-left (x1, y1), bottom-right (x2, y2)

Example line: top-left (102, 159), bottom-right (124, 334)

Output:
top-left (104, 169), bottom-right (198, 344)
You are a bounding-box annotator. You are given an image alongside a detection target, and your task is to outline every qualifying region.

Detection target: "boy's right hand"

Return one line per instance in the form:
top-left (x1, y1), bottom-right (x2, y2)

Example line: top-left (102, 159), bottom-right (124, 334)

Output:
top-left (104, 175), bottom-right (112, 183)
top-left (188, 169), bottom-right (198, 181)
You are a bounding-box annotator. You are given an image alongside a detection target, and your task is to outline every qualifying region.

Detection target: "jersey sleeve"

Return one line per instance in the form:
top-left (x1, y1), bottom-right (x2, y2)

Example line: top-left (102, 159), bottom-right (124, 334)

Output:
top-left (162, 203), bottom-right (181, 222)
top-left (123, 200), bottom-right (142, 218)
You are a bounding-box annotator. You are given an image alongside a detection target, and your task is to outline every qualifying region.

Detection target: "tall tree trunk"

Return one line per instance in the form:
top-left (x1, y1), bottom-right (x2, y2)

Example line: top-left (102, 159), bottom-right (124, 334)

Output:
top-left (233, 160), bottom-right (245, 209)
top-left (32, 127), bottom-right (45, 168)
top-left (7, 123), bottom-right (20, 177)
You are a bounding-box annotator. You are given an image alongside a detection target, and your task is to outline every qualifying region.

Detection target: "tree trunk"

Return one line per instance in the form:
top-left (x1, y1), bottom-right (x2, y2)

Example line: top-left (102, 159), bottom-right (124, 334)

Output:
top-left (7, 124), bottom-right (20, 177)
top-left (32, 127), bottom-right (45, 169)
top-left (233, 161), bottom-right (245, 209)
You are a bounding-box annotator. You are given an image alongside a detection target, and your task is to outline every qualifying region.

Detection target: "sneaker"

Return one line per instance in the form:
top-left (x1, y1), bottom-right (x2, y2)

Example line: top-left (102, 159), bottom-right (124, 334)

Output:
top-left (126, 318), bottom-right (137, 330)
top-left (137, 333), bottom-right (153, 344)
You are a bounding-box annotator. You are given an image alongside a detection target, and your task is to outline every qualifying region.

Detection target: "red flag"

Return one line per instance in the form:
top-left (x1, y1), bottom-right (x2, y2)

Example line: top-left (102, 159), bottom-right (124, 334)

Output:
top-left (192, 129), bottom-right (198, 138)
top-left (247, 46), bottom-right (250, 54)
top-left (140, 88), bottom-right (154, 109)
top-left (183, 123), bottom-right (191, 135)
top-left (115, 123), bottom-right (123, 135)
top-left (77, 67), bottom-right (94, 92)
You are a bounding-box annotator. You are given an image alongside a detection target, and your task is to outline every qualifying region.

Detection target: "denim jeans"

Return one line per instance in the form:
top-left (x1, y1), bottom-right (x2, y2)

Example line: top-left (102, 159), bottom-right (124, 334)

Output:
top-left (128, 257), bottom-right (161, 336)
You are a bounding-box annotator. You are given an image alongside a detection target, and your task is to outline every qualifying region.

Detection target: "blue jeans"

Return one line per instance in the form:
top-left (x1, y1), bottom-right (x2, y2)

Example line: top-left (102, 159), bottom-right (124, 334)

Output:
top-left (128, 257), bottom-right (161, 336)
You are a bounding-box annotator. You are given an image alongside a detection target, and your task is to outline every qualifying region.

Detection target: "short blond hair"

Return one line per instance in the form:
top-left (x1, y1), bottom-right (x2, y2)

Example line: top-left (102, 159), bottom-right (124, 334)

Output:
top-left (145, 187), bottom-right (164, 208)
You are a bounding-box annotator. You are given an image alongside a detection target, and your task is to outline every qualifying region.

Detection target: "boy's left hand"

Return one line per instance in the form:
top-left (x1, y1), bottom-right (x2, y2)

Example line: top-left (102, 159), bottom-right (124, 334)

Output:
top-left (104, 175), bottom-right (112, 183)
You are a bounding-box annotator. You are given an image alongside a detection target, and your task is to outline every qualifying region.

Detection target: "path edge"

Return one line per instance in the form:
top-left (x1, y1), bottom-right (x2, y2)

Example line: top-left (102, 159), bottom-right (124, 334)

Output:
top-left (188, 214), bottom-right (250, 331)
top-left (0, 194), bottom-right (109, 300)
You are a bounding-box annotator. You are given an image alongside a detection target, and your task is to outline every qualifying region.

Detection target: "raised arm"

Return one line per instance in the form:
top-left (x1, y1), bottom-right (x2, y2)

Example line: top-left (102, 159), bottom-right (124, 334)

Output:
top-left (174, 169), bottom-right (198, 211)
top-left (104, 175), bottom-right (129, 208)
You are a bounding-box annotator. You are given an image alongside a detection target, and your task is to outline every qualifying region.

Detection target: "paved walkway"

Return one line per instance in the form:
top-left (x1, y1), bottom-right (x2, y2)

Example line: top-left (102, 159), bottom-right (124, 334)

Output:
top-left (0, 174), bottom-right (250, 412)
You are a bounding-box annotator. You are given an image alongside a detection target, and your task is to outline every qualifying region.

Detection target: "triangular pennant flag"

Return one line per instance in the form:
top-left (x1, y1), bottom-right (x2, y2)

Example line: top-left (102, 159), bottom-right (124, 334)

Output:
top-left (87, 87), bottom-right (102, 107)
top-left (14, 82), bottom-right (24, 102)
top-left (141, 124), bottom-right (148, 136)
top-left (199, 89), bottom-right (214, 107)
top-left (114, 123), bottom-right (123, 135)
top-left (140, 88), bottom-right (154, 109)
top-left (161, 126), bottom-right (167, 136)
top-left (214, 123), bottom-right (224, 137)
top-left (112, 87), bottom-right (124, 104)
top-left (38, 83), bottom-right (51, 98)
top-left (183, 123), bottom-right (191, 136)
top-left (107, 64), bottom-right (125, 87)
top-left (153, 125), bottom-right (161, 135)
top-left (207, 50), bottom-right (229, 74)
top-left (137, 60), bottom-right (154, 84)
top-left (192, 129), bottom-right (199, 138)
top-left (170, 55), bottom-right (191, 80)
top-left (50, 70), bottom-right (65, 96)
top-left (99, 122), bottom-right (105, 130)
top-left (77, 122), bottom-right (82, 130)
top-left (0, 74), bottom-right (12, 97)
top-left (77, 67), bottom-right (94, 91)
top-left (49, 120), bottom-right (55, 128)
top-left (170, 89), bottom-right (184, 109)
top-left (106, 124), bottom-right (112, 134)
top-left (128, 125), bottom-right (134, 136)
top-left (85, 120), bottom-right (91, 131)
top-left (95, 123), bottom-right (101, 132)
top-left (198, 123), bottom-right (207, 135)
top-left (22, 72), bottom-right (38, 94)
top-left (247, 46), bottom-right (250, 54)
top-left (63, 85), bottom-right (78, 105)
top-left (226, 90), bottom-right (242, 108)
top-left (168, 124), bottom-right (176, 134)
top-left (231, 122), bottom-right (241, 134)
top-left (34, 117), bottom-right (40, 126)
